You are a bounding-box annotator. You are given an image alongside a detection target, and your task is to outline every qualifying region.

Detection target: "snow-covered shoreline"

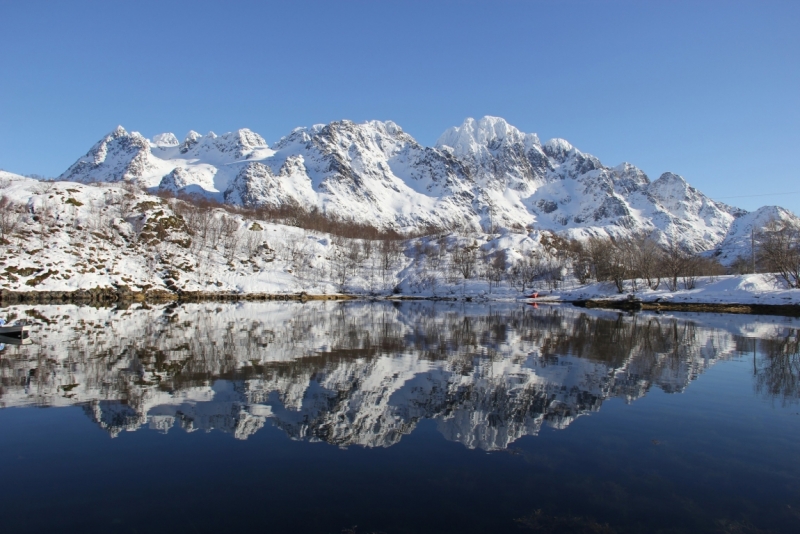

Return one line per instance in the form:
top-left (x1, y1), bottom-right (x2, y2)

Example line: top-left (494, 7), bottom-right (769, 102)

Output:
top-left (536, 273), bottom-right (799, 306)
top-left (2, 273), bottom-right (799, 318)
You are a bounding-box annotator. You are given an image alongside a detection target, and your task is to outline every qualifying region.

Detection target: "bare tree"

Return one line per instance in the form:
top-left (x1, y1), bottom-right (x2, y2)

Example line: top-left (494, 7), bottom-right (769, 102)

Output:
top-left (569, 239), bottom-right (593, 285)
top-left (584, 236), bottom-right (615, 283)
top-left (379, 239), bottom-right (402, 285)
top-left (331, 236), bottom-right (351, 291)
top-left (486, 250), bottom-right (507, 292)
top-left (758, 219), bottom-right (800, 288)
top-left (510, 254), bottom-right (544, 293)
top-left (607, 238), bottom-right (635, 293)
top-left (243, 227), bottom-right (263, 259)
top-left (219, 215), bottom-right (240, 262)
top-left (680, 254), bottom-right (706, 290)
top-left (345, 239), bottom-right (367, 276)
top-left (660, 241), bottom-right (689, 291)
top-left (631, 235), bottom-right (663, 290)
top-left (452, 241), bottom-right (478, 279)
top-left (0, 195), bottom-right (25, 246)
top-left (419, 270), bottom-right (440, 295)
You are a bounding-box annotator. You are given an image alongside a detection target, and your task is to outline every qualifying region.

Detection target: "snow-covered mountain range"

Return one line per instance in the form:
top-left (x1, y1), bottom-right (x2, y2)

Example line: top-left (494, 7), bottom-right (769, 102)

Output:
top-left (4, 301), bottom-right (785, 447)
top-left (54, 116), bottom-right (800, 256)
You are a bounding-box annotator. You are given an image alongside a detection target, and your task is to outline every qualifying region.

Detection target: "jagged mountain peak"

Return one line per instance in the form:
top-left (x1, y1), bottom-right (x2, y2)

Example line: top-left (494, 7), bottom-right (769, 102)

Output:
top-left (654, 171), bottom-right (687, 184)
top-left (542, 138), bottom-right (575, 159)
top-left (436, 116), bottom-right (540, 156)
top-left (178, 128), bottom-right (267, 160)
top-left (151, 132), bottom-right (179, 147)
top-left (180, 130), bottom-right (203, 153)
top-left (612, 162), bottom-right (641, 174)
top-left (712, 205), bottom-right (800, 263)
top-left (184, 130), bottom-right (202, 142)
top-left (58, 125), bottom-right (153, 183)
top-left (648, 172), bottom-right (694, 202)
top-left (316, 119), bottom-right (408, 140)
top-left (273, 119), bottom-right (418, 160)
top-left (221, 128), bottom-right (266, 147)
top-left (100, 125), bottom-right (148, 145)
top-left (110, 125), bottom-right (128, 137)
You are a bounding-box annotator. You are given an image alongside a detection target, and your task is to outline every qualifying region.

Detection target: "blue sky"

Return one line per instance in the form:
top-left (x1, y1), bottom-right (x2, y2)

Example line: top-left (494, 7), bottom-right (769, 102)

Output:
top-left (1, 0), bottom-right (798, 214)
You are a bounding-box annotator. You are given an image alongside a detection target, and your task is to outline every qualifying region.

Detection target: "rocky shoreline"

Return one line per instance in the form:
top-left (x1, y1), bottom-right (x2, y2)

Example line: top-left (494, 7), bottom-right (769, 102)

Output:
top-left (0, 288), bottom-right (356, 305)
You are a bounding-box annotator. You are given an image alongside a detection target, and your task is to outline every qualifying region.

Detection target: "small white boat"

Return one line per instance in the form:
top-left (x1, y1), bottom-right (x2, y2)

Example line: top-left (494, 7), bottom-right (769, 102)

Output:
top-left (0, 324), bottom-right (31, 340)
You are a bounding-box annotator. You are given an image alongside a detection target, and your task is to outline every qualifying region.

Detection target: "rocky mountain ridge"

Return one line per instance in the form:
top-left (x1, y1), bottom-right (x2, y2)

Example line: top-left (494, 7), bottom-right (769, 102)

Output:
top-left (51, 116), bottom-right (800, 258)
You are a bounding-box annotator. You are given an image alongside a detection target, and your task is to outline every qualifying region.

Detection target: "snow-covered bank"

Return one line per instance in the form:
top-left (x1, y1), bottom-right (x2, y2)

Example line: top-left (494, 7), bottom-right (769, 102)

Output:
top-left (1, 172), bottom-right (799, 313)
top-left (538, 273), bottom-right (800, 308)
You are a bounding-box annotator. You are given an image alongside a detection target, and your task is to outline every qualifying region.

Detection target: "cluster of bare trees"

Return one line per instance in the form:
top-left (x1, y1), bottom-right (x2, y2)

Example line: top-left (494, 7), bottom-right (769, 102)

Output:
top-left (570, 234), bottom-right (724, 293)
top-left (0, 195), bottom-right (26, 248)
top-left (164, 191), bottom-right (435, 241)
top-left (329, 237), bottom-right (404, 292)
top-left (758, 219), bottom-right (800, 288)
top-left (508, 253), bottom-right (565, 292)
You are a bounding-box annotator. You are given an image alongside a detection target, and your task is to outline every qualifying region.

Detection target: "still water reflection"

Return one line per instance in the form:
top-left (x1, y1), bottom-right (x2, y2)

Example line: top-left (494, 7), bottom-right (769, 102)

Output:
top-left (1, 301), bottom-right (799, 533)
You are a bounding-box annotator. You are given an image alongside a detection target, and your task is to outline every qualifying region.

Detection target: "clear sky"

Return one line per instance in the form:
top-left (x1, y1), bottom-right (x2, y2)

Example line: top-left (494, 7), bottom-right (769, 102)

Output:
top-left (1, 0), bottom-right (798, 214)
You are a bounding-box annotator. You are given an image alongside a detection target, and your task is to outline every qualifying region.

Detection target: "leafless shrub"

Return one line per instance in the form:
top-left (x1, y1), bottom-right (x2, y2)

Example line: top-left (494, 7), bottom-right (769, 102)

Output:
top-left (419, 270), bottom-right (440, 295)
top-left (729, 255), bottom-right (752, 275)
top-left (36, 181), bottom-right (57, 195)
top-left (284, 232), bottom-right (309, 267)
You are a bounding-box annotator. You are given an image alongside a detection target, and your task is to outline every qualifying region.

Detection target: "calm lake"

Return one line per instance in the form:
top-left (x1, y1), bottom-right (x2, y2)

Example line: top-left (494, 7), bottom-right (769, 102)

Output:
top-left (1, 301), bottom-right (799, 533)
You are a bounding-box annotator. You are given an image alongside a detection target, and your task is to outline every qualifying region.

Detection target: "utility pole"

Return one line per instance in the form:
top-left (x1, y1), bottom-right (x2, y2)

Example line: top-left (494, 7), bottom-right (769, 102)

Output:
top-left (751, 226), bottom-right (756, 274)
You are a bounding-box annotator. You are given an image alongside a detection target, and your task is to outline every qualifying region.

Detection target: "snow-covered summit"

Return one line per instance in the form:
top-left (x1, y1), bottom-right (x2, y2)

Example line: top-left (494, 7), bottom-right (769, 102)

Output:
top-left (542, 138), bottom-right (575, 161)
top-left (59, 126), bottom-right (157, 184)
top-left (436, 116), bottom-right (541, 157)
top-left (151, 133), bottom-right (179, 147)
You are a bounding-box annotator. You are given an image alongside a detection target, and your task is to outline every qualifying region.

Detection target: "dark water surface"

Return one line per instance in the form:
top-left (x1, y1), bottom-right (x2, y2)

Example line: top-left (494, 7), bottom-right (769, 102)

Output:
top-left (1, 301), bottom-right (799, 533)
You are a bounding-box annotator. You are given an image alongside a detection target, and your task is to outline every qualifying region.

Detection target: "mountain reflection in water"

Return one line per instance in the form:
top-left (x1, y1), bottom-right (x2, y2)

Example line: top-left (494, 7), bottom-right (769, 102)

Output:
top-left (1, 301), bottom-right (798, 448)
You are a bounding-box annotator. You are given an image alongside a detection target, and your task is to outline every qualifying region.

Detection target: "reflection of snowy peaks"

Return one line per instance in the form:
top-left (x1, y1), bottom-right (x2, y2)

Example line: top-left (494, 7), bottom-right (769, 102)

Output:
top-left (55, 117), bottom-right (798, 254)
top-left (0, 302), bottom-right (760, 449)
